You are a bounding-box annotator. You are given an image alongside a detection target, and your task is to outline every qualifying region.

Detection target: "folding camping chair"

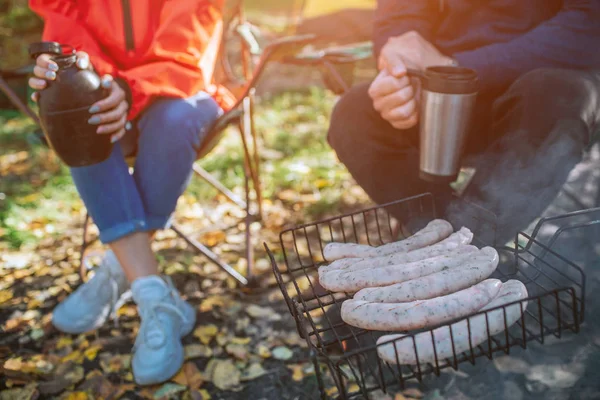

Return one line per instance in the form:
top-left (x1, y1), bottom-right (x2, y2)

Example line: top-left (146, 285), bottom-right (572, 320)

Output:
top-left (0, 0), bottom-right (316, 288)
top-left (280, 0), bottom-right (376, 94)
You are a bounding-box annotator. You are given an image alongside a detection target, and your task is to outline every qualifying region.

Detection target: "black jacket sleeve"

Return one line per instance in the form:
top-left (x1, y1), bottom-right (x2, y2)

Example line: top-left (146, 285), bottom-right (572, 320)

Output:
top-left (373, 0), bottom-right (440, 59)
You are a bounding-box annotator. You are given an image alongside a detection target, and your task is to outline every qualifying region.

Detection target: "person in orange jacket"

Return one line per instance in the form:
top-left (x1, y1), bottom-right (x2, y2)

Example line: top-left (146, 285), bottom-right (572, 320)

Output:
top-left (28, 0), bottom-right (235, 385)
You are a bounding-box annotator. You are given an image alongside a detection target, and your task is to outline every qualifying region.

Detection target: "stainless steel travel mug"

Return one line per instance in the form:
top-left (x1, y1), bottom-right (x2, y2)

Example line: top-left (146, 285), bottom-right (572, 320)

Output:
top-left (410, 66), bottom-right (479, 183)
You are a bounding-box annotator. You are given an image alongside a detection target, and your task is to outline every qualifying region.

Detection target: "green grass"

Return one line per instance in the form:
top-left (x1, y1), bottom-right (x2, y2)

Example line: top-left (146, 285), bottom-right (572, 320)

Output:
top-left (0, 87), bottom-right (353, 250)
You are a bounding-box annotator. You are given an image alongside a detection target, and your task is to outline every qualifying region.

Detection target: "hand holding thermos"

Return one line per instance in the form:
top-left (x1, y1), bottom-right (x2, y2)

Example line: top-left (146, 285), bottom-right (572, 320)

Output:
top-left (370, 31), bottom-right (479, 183)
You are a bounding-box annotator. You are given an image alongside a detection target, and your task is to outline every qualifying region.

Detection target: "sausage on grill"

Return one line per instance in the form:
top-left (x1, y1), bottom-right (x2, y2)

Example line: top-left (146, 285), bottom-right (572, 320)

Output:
top-left (319, 227), bottom-right (474, 279)
top-left (320, 245), bottom-right (480, 293)
top-left (354, 247), bottom-right (499, 302)
top-left (322, 219), bottom-right (454, 261)
top-left (376, 280), bottom-right (528, 365)
top-left (341, 279), bottom-right (502, 331)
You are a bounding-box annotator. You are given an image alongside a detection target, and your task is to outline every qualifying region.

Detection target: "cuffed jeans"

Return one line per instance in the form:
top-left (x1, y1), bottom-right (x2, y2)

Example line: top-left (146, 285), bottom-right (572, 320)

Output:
top-left (328, 68), bottom-right (600, 244)
top-left (70, 91), bottom-right (222, 244)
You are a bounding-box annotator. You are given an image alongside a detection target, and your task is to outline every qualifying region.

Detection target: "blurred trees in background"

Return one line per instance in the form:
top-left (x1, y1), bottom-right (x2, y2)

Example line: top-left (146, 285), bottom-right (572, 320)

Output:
top-left (0, 0), bottom-right (43, 69)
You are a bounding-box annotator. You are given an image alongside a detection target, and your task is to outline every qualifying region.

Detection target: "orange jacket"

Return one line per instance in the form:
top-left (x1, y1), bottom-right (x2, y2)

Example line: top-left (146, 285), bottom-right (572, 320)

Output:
top-left (29, 0), bottom-right (235, 120)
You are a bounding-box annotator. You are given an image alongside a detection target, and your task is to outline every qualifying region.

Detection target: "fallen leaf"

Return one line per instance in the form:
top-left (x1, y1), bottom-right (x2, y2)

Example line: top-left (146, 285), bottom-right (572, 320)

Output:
top-left (225, 343), bottom-right (248, 360)
top-left (99, 354), bottom-right (131, 374)
top-left (64, 365), bottom-right (85, 386)
top-left (78, 371), bottom-right (120, 399)
top-left (3, 357), bottom-right (23, 371)
top-left (30, 329), bottom-right (44, 341)
top-left (184, 344), bottom-right (213, 360)
top-left (287, 364), bottom-right (304, 382)
top-left (229, 337), bottom-right (251, 345)
top-left (347, 383), bottom-right (360, 394)
top-left (153, 383), bottom-right (187, 400)
top-left (254, 258), bottom-right (271, 273)
top-left (199, 295), bottom-right (230, 313)
top-left (61, 350), bottom-right (83, 364)
top-left (209, 359), bottom-right (241, 391)
top-left (0, 290), bottom-right (13, 305)
top-left (403, 388), bottom-right (423, 398)
top-left (22, 310), bottom-right (41, 321)
top-left (0, 383), bottom-right (38, 400)
top-left (59, 392), bottom-right (89, 400)
top-left (84, 345), bottom-right (102, 361)
top-left (172, 362), bottom-right (203, 390)
top-left (245, 305), bottom-right (280, 320)
top-left (256, 344), bottom-right (271, 358)
top-left (116, 305), bottom-right (137, 317)
top-left (185, 389), bottom-right (212, 400)
top-left (395, 394), bottom-right (408, 400)
top-left (38, 377), bottom-right (71, 396)
top-left (241, 363), bottom-right (266, 381)
top-left (193, 325), bottom-right (219, 345)
top-left (200, 231), bottom-right (226, 247)
top-left (215, 332), bottom-right (229, 347)
top-left (272, 346), bottom-right (294, 361)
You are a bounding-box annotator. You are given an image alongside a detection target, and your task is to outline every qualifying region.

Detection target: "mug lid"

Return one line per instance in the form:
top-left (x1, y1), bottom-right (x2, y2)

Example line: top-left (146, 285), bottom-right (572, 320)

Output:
top-left (423, 66), bottom-right (479, 94)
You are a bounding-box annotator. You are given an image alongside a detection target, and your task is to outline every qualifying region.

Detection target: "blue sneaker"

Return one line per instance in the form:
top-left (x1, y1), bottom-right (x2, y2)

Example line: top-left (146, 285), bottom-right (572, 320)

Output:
top-left (52, 250), bottom-right (129, 334)
top-left (130, 275), bottom-right (196, 385)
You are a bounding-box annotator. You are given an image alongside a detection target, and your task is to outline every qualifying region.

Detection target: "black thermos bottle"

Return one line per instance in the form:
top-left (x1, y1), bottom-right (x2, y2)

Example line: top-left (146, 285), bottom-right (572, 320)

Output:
top-left (29, 42), bottom-right (112, 167)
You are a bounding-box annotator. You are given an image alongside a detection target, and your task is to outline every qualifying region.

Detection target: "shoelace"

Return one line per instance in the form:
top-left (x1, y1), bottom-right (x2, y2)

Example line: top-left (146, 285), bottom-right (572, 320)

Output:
top-left (133, 296), bottom-right (187, 351)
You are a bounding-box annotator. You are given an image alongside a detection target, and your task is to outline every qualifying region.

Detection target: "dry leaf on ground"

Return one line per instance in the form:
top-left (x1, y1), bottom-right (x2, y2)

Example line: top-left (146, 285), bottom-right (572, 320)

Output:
top-left (272, 346), bottom-right (294, 361)
top-left (153, 383), bottom-right (187, 400)
top-left (194, 325), bottom-right (219, 345)
top-left (184, 389), bottom-right (212, 400)
top-left (205, 359), bottom-right (241, 391)
top-left (184, 344), bottom-right (213, 360)
top-left (241, 363), bottom-right (266, 382)
top-left (172, 362), bottom-right (203, 390)
top-left (0, 383), bottom-right (39, 400)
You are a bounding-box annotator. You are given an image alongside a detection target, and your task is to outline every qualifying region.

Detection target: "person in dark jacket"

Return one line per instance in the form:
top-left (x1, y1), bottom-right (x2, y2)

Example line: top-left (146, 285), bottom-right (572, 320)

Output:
top-left (328, 0), bottom-right (600, 242)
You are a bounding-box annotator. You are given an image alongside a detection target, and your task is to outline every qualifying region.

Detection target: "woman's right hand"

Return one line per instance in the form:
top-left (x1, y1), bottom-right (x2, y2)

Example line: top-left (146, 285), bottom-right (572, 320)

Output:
top-left (28, 51), bottom-right (90, 102)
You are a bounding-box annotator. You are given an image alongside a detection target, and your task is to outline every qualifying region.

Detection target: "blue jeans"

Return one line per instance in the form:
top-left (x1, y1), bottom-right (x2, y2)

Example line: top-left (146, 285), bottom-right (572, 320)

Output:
top-left (70, 91), bottom-right (222, 244)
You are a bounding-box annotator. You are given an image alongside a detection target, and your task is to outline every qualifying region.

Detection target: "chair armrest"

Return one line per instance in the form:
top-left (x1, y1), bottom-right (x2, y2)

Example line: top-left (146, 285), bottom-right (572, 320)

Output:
top-left (0, 64), bottom-right (34, 79)
top-left (227, 33), bottom-right (318, 110)
top-left (284, 41), bottom-right (374, 65)
top-left (235, 23), bottom-right (263, 56)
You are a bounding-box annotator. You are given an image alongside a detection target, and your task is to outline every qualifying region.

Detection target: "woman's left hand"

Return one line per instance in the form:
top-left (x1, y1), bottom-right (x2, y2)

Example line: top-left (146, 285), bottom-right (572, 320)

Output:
top-left (88, 75), bottom-right (130, 143)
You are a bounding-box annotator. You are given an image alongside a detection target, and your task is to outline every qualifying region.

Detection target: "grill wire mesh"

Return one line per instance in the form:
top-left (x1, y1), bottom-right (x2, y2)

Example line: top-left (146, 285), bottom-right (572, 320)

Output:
top-left (266, 193), bottom-right (591, 399)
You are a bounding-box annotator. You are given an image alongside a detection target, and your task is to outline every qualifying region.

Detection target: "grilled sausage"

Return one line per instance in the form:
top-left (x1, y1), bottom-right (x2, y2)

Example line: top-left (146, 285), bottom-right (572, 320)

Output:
top-left (341, 279), bottom-right (502, 331)
top-left (322, 219), bottom-right (453, 261)
top-left (354, 247), bottom-right (499, 302)
top-left (376, 280), bottom-right (528, 365)
top-left (318, 227), bottom-right (473, 279)
top-left (320, 245), bottom-right (480, 293)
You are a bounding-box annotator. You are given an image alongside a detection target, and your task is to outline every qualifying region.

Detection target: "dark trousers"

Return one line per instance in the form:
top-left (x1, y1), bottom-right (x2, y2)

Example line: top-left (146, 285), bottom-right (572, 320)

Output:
top-left (328, 68), bottom-right (600, 244)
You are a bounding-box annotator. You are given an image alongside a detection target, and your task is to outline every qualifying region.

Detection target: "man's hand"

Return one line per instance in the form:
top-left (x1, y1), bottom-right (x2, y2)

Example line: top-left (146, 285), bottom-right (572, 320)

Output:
top-left (379, 31), bottom-right (455, 78)
top-left (369, 69), bottom-right (419, 130)
top-left (88, 75), bottom-right (129, 143)
top-left (371, 31), bottom-right (455, 130)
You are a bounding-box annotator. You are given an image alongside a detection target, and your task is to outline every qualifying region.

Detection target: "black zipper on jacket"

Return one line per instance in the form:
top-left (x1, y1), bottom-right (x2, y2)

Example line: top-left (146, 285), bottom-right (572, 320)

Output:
top-left (121, 0), bottom-right (135, 51)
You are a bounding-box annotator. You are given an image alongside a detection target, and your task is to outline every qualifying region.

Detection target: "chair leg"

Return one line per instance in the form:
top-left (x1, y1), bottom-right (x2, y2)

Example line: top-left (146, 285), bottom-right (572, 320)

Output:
top-left (238, 123), bottom-right (260, 214)
top-left (172, 224), bottom-right (248, 286)
top-left (245, 90), bottom-right (264, 219)
top-left (192, 163), bottom-right (247, 209)
top-left (79, 212), bottom-right (99, 281)
top-left (243, 165), bottom-right (255, 283)
top-left (0, 76), bottom-right (40, 125)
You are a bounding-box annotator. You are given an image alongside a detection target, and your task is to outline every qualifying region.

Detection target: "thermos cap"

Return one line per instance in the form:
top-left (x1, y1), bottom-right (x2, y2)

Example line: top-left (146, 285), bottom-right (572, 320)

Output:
top-left (423, 66), bottom-right (479, 95)
top-left (29, 42), bottom-right (63, 59)
top-left (29, 42), bottom-right (76, 60)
